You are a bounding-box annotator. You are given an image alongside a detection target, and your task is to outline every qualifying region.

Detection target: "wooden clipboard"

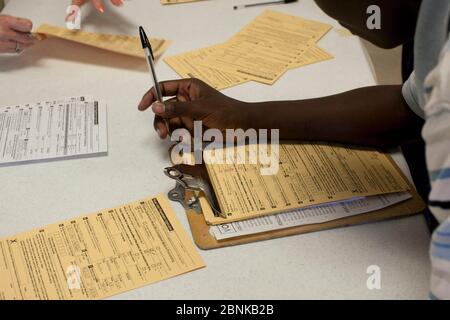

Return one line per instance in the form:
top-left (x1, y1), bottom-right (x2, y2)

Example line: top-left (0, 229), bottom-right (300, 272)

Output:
top-left (167, 155), bottom-right (425, 250)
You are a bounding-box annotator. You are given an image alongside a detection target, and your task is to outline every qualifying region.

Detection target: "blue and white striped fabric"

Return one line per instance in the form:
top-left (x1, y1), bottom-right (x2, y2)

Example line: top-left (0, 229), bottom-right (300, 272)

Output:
top-left (423, 38), bottom-right (450, 299)
top-left (430, 221), bottom-right (450, 299)
top-left (401, 0), bottom-right (450, 299)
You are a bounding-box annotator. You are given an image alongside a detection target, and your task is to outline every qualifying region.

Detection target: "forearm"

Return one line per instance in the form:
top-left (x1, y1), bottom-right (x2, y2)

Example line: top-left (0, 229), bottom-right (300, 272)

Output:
top-left (245, 85), bottom-right (424, 147)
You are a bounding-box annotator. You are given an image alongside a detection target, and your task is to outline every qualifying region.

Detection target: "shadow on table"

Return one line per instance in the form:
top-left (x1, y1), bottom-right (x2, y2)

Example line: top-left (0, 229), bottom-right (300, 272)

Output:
top-left (0, 37), bottom-right (149, 73)
top-left (80, 6), bottom-right (137, 35)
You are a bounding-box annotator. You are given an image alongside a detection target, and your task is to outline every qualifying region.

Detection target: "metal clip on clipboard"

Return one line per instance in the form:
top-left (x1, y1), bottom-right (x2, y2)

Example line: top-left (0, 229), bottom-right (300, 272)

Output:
top-left (164, 166), bottom-right (227, 219)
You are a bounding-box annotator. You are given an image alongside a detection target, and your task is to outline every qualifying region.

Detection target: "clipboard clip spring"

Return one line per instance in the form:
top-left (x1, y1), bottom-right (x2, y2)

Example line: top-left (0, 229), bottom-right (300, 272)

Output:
top-left (164, 166), bottom-right (227, 219)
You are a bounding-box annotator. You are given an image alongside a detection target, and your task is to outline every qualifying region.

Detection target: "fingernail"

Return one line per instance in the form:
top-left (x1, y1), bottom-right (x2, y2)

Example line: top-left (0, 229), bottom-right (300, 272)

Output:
top-left (156, 128), bottom-right (162, 137)
top-left (99, 6), bottom-right (105, 13)
top-left (118, 0), bottom-right (125, 6)
top-left (156, 128), bottom-right (166, 140)
top-left (152, 102), bottom-right (165, 114)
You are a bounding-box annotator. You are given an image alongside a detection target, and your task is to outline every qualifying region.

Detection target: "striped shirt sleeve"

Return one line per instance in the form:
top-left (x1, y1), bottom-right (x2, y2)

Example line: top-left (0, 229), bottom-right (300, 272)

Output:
top-left (402, 72), bottom-right (426, 119)
top-left (423, 37), bottom-right (450, 300)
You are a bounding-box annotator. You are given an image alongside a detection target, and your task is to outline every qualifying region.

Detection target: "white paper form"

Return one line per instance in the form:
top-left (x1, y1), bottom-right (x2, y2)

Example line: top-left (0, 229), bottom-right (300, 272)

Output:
top-left (0, 96), bottom-right (107, 166)
top-left (210, 192), bottom-right (412, 240)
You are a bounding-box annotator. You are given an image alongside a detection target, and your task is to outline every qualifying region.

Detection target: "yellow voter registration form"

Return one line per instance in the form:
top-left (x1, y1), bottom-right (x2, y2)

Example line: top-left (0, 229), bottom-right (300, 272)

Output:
top-left (203, 143), bottom-right (410, 225)
top-left (165, 10), bottom-right (333, 88)
top-left (165, 45), bottom-right (249, 90)
top-left (0, 195), bottom-right (204, 300)
top-left (199, 10), bottom-right (332, 84)
top-left (33, 24), bottom-right (171, 60)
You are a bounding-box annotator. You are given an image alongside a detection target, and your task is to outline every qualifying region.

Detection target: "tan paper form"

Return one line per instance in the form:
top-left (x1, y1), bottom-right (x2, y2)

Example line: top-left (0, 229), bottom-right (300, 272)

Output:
top-left (232, 10), bottom-right (331, 52)
top-left (164, 45), bottom-right (248, 90)
top-left (34, 24), bottom-right (171, 59)
top-left (199, 41), bottom-right (291, 85)
top-left (166, 44), bottom-right (331, 88)
top-left (0, 195), bottom-right (204, 300)
top-left (199, 10), bottom-right (332, 84)
top-left (164, 10), bottom-right (333, 87)
top-left (203, 143), bottom-right (410, 225)
top-left (289, 46), bottom-right (333, 69)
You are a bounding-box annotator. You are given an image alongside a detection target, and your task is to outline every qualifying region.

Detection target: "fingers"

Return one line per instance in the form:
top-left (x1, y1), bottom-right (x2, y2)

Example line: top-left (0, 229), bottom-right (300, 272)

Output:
top-left (153, 116), bottom-right (186, 140)
top-left (72, 0), bottom-right (88, 7)
top-left (139, 79), bottom-right (208, 140)
top-left (7, 16), bottom-right (33, 33)
top-left (0, 16), bottom-right (34, 45)
top-left (0, 16), bottom-right (35, 51)
top-left (72, 0), bottom-right (105, 13)
top-left (110, 0), bottom-right (125, 7)
top-left (0, 40), bottom-right (18, 53)
top-left (138, 79), bottom-right (195, 111)
top-left (153, 115), bottom-right (193, 140)
top-left (153, 116), bottom-right (168, 139)
top-left (0, 29), bottom-right (34, 45)
top-left (72, 0), bottom-right (124, 13)
top-left (0, 40), bottom-right (32, 53)
top-left (153, 97), bottom-right (195, 140)
top-left (91, 0), bottom-right (106, 13)
top-left (153, 97), bottom-right (179, 139)
top-left (152, 100), bottom-right (205, 120)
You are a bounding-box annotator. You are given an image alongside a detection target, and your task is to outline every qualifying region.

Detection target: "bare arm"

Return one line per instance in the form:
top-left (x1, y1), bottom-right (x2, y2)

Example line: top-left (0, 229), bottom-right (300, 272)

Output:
top-left (139, 80), bottom-right (423, 148)
top-left (246, 85), bottom-right (423, 146)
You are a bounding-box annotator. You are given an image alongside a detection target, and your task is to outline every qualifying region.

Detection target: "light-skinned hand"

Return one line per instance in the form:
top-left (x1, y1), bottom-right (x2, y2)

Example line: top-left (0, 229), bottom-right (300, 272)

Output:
top-left (0, 15), bottom-right (34, 54)
top-left (71, 0), bottom-right (124, 13)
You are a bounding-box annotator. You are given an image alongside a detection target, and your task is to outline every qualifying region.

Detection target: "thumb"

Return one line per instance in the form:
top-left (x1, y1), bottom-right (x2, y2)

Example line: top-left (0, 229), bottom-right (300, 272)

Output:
top-left (91, 0), bottom-right (106, 13)
top-left (72, 0), bottom-right (104, 13)
top-left (8, 16), bottom-right (33, 33)
top-left (152, 100), bottom-right (204, 119)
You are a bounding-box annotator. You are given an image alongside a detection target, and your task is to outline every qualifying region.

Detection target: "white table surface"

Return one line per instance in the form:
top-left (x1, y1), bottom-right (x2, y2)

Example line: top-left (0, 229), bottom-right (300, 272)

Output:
top-left (0, 0), bottom-right (431, 299)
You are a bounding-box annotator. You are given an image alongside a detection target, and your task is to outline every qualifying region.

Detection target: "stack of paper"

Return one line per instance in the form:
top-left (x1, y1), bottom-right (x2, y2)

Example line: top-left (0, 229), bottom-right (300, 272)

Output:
top-left (199, 143), bottom-right (412, 239)
top-left (210, 192), bottom-right (412, 240)
top-left (165, 10), bottom-right (333, 90)
top-left (0, 96), bottom-right (108, 166)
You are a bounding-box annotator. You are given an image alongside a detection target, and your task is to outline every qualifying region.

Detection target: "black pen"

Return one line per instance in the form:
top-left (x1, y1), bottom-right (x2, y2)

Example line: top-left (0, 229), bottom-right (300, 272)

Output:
top-left (139, 26), bottom-right (169, 132)
top-left (139, 26), bottom-right (163, 103)
top-left (233, 0), bottom-right (297, 10)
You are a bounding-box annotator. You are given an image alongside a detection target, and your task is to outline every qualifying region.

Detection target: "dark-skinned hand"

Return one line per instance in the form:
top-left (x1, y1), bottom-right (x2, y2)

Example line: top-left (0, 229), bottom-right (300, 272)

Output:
top-left (138, 79), bottom-right (250, 139)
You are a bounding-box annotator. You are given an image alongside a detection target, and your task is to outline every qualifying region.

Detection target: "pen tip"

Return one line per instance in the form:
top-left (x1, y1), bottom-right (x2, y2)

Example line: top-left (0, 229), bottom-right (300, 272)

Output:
top-left (139, 26), bottom-right (148, 49)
